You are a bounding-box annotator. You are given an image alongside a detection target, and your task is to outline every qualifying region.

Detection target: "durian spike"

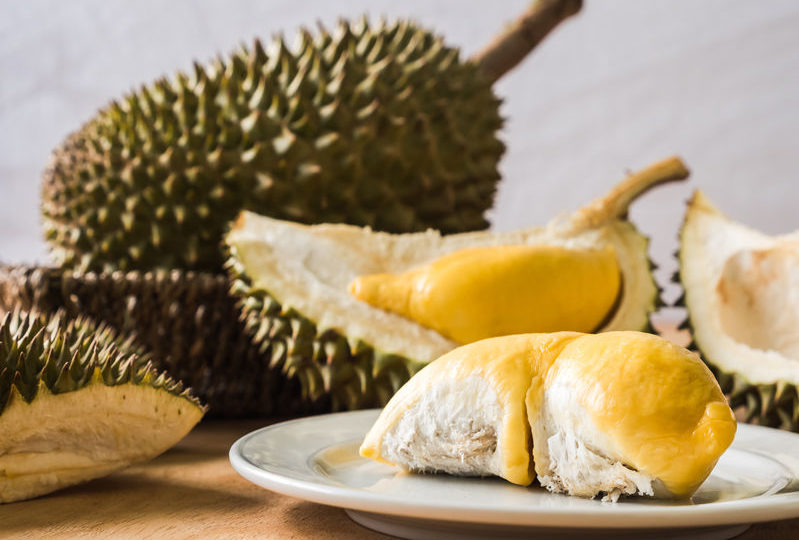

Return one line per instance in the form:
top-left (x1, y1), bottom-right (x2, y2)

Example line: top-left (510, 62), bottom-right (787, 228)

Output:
top-left (565, 156), bottom-right (690, 233)
top-left (473, 0), bottom-right (583, 83)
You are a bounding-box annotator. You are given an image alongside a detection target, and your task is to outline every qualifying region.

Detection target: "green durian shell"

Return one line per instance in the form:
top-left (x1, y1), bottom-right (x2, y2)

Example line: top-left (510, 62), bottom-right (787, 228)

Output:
top-left (0, 309), bottom-right (203, 414)
top-left (0, 265), bottom-right (308, 417)
top-left (228, 256), bottom-right (425, 412)
top-left (41, 18), bottom-right (503, 273)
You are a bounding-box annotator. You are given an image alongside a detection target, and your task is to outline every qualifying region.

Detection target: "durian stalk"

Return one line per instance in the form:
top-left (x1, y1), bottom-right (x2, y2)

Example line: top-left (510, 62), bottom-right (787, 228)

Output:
top-left (474, 0), bottom-right (583, 83)
top-left (566, 156), bottom-right (690, 233)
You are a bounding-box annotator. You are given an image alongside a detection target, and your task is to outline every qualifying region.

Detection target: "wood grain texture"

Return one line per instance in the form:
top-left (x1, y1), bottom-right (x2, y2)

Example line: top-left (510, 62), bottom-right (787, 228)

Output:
top-left (0, 325), bottom-right (796, 539)
top-left (0, 417), bottom-right (797, 539)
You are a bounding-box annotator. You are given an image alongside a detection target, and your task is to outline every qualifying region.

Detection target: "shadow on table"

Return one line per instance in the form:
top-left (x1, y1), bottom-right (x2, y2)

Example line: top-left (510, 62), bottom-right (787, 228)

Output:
top-left (0, 474), bottom-right (268, 534)
top-left (283, 500), bottom-right (393, 540)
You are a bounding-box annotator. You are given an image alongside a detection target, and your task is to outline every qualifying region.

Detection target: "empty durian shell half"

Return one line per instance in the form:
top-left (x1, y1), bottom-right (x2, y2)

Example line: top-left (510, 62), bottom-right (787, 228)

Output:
top-left (679, 191), bottom-right (799, 431)
top-left (0, 310), bottom-right (205, 503)
top-left (226, 156), bottom-right (689, 409)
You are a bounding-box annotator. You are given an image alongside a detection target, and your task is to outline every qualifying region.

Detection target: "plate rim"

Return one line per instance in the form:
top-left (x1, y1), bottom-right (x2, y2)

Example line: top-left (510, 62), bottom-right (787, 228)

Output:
top-left (229, 409), bottom-right (799, 529)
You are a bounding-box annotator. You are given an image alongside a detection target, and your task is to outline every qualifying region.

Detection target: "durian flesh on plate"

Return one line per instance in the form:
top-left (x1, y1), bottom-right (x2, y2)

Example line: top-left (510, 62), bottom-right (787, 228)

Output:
top-left (226, 157), bottom-right (689, 408)
top-left (360, 331), bottom-right (736, 502)
top-left (0, 310), bottom-right (205, 503)
top-left (680, 191), bottom-right (799, 430)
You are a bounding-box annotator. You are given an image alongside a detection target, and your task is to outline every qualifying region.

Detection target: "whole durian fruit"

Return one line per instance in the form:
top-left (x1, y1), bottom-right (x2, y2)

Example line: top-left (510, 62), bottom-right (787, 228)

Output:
top-left (0, 309), bottom-right (205, 503)
top-left (0, 265), bottom-right (307, 417)
top-left (41, 0), bottom-right (582, 273)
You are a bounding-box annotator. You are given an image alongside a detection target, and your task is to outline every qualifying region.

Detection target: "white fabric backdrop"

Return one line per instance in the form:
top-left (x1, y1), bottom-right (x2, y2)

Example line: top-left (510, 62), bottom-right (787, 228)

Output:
top-left (2, 0), bottom-right (798, 306)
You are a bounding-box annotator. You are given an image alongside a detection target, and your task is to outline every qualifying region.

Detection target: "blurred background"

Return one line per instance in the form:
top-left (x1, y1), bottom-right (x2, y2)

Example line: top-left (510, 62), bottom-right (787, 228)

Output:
top-left (1, 0), bottom-right (798, 309)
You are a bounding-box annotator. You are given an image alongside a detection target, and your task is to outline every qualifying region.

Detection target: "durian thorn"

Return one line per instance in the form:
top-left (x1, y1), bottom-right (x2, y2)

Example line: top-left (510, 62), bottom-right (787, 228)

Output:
top-left (568, 156), bottom-right (690, 232)
top-left (472, 0), bottom-right (583, 84)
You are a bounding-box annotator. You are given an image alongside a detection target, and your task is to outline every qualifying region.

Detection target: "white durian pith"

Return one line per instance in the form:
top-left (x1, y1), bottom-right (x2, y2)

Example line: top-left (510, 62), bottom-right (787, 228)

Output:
top-left (680, 191), bottom-right (799, 386)
top-left (0, 377), bottom-right (204, 503)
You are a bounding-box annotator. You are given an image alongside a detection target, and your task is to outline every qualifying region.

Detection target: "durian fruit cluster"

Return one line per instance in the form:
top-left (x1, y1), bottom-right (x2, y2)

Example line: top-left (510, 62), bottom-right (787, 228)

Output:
top-left (4, 17), bottom-right (513, 418)
top-left (3, 1), bottom-right (592, 503)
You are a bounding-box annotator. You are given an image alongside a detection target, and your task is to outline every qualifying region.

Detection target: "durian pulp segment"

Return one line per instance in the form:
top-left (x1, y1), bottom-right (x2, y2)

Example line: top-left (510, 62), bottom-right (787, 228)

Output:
top-left (227, 211), bottom-right (652, 365)
top-left (360, 333), bottom-right (580, 486)
top-left (681, 191), bottom-right (799, 385)
top-left (361, 331), bottom-right (736, 499)
top-left (348, 245), bottom-right (621, 343)
top-left (0, 371), bottom-right (204, 503)
top-left (546, 332), bottom-right (736, 498)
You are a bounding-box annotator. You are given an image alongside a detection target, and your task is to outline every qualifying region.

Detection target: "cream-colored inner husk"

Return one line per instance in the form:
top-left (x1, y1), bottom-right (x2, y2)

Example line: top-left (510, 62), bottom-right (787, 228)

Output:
top-left (717, 246), bottom-right (799, 359)
top-left (0, 379), bottom-right (203, 503)
top-left (229, 211), bottom-right (655, 363)
top-left (681, 192), bottom-right (799, 384)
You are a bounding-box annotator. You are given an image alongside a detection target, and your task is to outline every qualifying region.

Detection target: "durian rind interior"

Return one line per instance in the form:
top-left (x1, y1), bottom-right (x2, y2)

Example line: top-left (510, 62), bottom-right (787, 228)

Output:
top-left (680, 191), bottom-right (799, 386)
top-left (0, 311), bottom-right (205, 503)
top-left (0, 376), bottom-right (204, 503)
top-left (227, 212), bottom-right (656, 364)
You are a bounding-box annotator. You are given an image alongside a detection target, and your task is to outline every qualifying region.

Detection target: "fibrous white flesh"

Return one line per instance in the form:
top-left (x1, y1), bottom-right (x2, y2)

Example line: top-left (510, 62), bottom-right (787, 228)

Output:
top-left (380, 375), bottom-right (503, 477)
top-left (377, 371), bottom-right (657, 501)
top-left (228, 211), bottom-right (655, 364)
top-left (0, 379), bottom-right (203, 503)
top-left (681, 193), bottom-right (799, 385)
top-left (532, 375), bottom-right (655, 502)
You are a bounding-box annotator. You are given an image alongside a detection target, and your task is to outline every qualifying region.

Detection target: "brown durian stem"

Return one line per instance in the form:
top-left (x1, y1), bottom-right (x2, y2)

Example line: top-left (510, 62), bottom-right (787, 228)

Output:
top-left (473, 0), bottom-right (583, 84)
top-left (569, 156), bottom-right (691, 231)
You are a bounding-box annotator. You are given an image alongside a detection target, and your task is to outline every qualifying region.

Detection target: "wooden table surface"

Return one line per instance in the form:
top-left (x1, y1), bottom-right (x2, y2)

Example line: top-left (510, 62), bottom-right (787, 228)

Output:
top-left (1, 417), bottom-right (798, 540)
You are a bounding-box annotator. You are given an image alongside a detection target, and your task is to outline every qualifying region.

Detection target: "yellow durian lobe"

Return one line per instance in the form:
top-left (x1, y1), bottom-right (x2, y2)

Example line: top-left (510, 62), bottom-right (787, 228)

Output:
top-left (551, 332), bottom-right (737, 498)
top-left (348, 245), bottom-right (621, 344)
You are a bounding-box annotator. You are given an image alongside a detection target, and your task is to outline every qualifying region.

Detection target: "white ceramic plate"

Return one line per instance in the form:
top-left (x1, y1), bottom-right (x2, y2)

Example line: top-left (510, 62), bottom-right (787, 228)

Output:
top-left (230, 410), bottom-right (799, 540)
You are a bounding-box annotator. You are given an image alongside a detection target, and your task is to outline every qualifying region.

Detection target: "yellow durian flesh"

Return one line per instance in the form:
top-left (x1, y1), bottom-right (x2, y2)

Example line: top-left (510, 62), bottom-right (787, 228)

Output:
top-left (546, 332), bottom-right (736, 498)
top-left (360, 331), bottom-right (736, 499)
top-left (360, 333), bottom-right (579, 486)
top-left (349, 245), bottom-right (621, 344)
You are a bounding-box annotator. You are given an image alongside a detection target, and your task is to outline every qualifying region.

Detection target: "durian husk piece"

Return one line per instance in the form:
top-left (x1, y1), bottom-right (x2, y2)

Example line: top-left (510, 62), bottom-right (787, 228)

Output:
top-left (227, 157), bottom-right (689, 411)
top-left (0, 265), bottom-right (307, 417)
top-left (677, 191), bottom-right (799, 431)
top-left (40, 1), bottom-right (581, 274)
top-left (0, 310), bottom-right (205, 503)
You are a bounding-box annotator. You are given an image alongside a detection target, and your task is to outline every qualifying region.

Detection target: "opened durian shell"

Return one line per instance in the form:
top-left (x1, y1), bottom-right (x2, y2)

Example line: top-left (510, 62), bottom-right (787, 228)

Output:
top-left (227, 156), bottom-right (689, 410)
top-left (0, 309), bottom-right (205, 503)
top-left (678, 191), bottom-right (799, 431)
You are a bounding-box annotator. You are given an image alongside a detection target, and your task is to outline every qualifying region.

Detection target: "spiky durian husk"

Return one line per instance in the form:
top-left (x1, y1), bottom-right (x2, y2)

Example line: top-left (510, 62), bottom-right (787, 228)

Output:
top-left (0, 264), bottom-right (304, 417)
top-left (228, 257), bottom-right (424, 412)
top-left (0, 309), bottom-right (202, 413)
top-left (0, 309), bottom-right (206, 502)
top-left (41, 18), bottom-right (503, 273)
top-left (673, 253), bottom-right (799, 432)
